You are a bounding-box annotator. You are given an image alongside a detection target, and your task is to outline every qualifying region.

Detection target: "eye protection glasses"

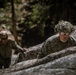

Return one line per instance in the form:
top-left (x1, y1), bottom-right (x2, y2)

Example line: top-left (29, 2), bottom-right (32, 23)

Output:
top-left (60, 32), bottom-right (70, 36)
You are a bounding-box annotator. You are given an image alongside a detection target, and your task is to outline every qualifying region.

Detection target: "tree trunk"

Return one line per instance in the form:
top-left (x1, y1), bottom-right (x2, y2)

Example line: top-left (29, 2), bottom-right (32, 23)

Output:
top-left (11, 0), bottom-right (19, 44)
top-left (11, 0), bottom-right (19, 54)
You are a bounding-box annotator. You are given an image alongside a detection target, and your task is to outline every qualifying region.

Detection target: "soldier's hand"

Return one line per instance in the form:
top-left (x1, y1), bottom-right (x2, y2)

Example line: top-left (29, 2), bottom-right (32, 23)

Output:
top-left (22, 48), bottom-right (28, 52)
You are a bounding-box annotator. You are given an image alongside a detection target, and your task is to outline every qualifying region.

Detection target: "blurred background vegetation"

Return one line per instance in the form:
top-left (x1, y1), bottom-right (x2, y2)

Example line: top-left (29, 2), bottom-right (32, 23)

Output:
top-left (0, 0), bottom-right (76, 47)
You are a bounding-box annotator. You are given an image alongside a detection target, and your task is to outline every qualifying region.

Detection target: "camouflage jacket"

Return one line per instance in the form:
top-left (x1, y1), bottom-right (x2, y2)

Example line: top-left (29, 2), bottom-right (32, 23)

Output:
top-left (0, 39), bottom-right (23, 58)
top-left (37, 34), bottom-right (76, 58)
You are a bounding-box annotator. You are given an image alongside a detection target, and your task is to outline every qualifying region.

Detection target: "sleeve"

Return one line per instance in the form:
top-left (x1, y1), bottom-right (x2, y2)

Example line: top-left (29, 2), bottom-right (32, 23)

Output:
top-left (37, 39), bottom-right (52, 59)
top-left (12, 41), bottom-right (23, 52)
top-left (37, 34), bottom-right (59, 59)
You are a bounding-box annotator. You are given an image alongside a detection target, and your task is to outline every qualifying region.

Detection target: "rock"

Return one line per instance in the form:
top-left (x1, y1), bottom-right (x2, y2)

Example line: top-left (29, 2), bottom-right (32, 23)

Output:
top-left (7, 46), bottom-right (76, 71)
top-left (18, 43), bottom-right (43, 61)
top-left (2, 53), bottom-right (76, 75)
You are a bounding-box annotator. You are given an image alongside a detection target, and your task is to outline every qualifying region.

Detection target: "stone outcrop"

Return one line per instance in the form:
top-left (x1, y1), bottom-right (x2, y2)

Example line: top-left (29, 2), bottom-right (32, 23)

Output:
top-left (24, 43), bottom-right (43, 60)
top-left (0, 46), bottom-right (76, 75)
top-left (2, 52), bottom-right (76, 75)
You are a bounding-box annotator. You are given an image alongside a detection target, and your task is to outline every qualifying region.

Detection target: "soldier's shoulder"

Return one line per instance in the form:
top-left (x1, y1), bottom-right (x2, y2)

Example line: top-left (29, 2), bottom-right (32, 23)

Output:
top-left (46, 34), bottom-right (59, 42)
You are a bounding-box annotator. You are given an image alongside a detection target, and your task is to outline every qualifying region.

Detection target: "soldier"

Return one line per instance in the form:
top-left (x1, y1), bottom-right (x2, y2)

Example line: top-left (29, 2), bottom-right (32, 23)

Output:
top-left (0, 30), bottom-right (25, 69)
top-left (37, 20), bottom-right (76, 59)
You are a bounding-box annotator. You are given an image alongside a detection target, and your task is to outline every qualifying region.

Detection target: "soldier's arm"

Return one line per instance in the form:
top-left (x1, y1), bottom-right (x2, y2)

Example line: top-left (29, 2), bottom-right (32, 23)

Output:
top-left (12, 41), bottom-right (24, 52)
top-left (37, 34), bottom-right (58, 59)
top-left (37, 39), bottom-right (51, 59)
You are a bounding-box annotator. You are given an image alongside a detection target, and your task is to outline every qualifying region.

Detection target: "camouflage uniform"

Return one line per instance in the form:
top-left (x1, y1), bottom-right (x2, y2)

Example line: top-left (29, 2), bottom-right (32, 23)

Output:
top-left (37, 34), bottom-right (76, 58)
top-left (0, 39), bottom-right (23, 68)
top-left (37, 20), bottom-right (76, 58)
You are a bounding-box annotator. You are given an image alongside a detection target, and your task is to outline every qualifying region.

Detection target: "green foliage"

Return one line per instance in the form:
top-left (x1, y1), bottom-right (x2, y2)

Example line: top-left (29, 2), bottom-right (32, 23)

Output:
top-left (30, 3), bottom-right (48, 24)
top-left (0, 0), bottom-right (76, 46)
top-left (27, 3), bottom-right (50, 36)
top-left (0, 0), bottom-right (21, 8)
top-left (14, 0), bottom-right (21, 4)
top-left (0, 1), bottom-right (23, 29)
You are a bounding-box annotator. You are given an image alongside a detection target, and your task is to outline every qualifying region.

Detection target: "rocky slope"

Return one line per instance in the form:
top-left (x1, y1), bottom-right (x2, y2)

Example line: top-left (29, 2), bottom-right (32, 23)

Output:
top-left (0, 30), bottom-right (76, 75)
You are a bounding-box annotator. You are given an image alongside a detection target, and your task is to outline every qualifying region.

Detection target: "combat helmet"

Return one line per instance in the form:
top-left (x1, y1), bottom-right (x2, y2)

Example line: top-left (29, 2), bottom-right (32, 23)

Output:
top-left (54, 20), bottom-right (74, 33)
top-left (0, 30), bottom-right (8, 39)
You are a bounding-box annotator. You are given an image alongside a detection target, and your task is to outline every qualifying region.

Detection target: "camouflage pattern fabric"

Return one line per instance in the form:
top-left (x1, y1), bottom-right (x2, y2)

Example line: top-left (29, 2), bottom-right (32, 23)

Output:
top-left (37, 34), bottom-right (76, 58)
top-left (0, 39), bottom-right (23, 59)
top-left (54, 20), bottom-right (74, 33)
